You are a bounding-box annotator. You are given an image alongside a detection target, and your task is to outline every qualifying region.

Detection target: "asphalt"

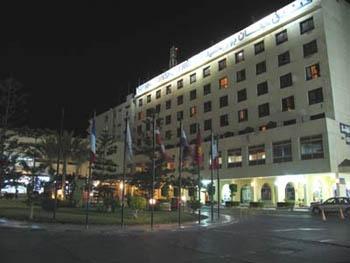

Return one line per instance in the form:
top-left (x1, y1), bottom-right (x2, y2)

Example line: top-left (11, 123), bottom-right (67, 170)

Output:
top-left (1, 208), bottom-right (349, 263)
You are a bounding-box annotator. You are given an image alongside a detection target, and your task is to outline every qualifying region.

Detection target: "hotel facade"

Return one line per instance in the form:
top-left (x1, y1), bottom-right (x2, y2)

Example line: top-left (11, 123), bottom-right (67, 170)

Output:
top-left (94, 0), bottom-right (350, 206)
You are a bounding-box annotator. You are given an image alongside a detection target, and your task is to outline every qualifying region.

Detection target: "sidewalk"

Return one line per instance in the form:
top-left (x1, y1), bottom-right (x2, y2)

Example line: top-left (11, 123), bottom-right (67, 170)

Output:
top-left (0, 210), bottom-right (235, 234)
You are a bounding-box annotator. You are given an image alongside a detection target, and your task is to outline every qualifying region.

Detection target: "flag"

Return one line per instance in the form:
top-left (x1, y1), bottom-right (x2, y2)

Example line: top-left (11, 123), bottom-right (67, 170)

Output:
top-left (210, 134), bottom-right (219, 169)
top-left (126, 120), bottom-right (133, 161)
top-left (194, 127), bottom-right (203, 166)
top-left (90, 116), bottom-right (96, 163)
top-left (181, 127), bottom-right (192, 161)
top-left (155, 128), bottom-right (173, 162)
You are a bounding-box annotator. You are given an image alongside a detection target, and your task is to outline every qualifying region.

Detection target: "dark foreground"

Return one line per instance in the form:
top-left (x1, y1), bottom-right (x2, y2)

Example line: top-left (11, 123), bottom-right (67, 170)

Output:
top-left (1, 209), bottom-right (349, 263)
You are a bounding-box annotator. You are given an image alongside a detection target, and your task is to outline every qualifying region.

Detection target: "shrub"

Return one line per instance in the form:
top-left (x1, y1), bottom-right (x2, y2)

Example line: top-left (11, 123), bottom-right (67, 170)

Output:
top-left (129, 196), bottom-right (147, 210)
top-left (188, 200), bottom-right (201, 212)
top-left (225, 201), bottom-right (240, 207)
top-left (249, 201), bottom-right (264, 208)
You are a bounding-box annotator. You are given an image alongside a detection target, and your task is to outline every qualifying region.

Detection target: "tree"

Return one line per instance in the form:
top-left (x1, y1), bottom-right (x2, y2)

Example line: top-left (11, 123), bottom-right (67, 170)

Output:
top-left (229, 183), bottom-right (238, 201)
top-left (92, 129), bottom-right (118, 181)
top-left (0, 78), bottom-right (27, 195)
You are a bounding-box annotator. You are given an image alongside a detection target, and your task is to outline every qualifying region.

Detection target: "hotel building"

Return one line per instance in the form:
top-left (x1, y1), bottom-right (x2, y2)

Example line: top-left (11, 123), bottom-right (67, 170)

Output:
top-left (94, 0), bottom-right (350, 206)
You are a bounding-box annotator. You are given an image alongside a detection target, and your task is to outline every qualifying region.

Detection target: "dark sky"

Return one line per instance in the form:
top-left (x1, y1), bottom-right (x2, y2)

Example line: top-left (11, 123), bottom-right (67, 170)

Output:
top-left (0, 0), bottom-right (293, 136)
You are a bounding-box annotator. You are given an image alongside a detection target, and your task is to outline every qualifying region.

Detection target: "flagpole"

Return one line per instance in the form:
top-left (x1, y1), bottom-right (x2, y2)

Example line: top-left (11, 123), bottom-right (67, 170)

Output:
top-left (151, 112), bottom-right (156, 230)
top-left (197, 123), bottom-right (201, 225)
top-left (210, 131), bottom-right (214, 222)
top-left (178, 120), bottom-right (183, 227)
top-left (121, 117), bottom-right (128, 228)
top-left (53, 107), bottom-right (64, 221)
top-left (216, 135), bottom-right (220, 219)
top-left (85, 159), bottom-right (91, 229)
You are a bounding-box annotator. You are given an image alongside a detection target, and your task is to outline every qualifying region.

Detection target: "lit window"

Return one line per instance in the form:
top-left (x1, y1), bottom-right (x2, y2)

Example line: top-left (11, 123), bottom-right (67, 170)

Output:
top-left (249, 145), bottom-right (266, 165)
top-left (306, 63), bottom-right (320, 80)
top-left (300, 135), bottom-right (324, 160)
top-left (282, 96), bottom-right (295, 111)
top-left (238, 109), bottom-right (248, 122)
top-left (203, 66), bottom-right (210, 77)
top-left (219, 77), bottom-right (229, 89)
top-left (190, 106), bottom-right (197, 117)
top-left (227, 149), bottom-right (242, 168)
top-left (138, 111), bottom-right (144, 120)
top-left (235, 50), bottom-right (244, 63)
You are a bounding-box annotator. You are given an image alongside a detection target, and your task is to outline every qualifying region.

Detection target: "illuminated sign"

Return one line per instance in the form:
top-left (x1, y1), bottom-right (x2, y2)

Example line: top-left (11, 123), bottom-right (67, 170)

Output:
top-left (136, 0), bottom-right (317, 97)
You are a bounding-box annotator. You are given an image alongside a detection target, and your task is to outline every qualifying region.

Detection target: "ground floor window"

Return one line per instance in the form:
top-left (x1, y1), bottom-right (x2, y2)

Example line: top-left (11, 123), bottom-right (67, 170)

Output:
top-left (285, 183), bottom-right (295, 201)
top-left (261, 183), bottom-right (272, 201)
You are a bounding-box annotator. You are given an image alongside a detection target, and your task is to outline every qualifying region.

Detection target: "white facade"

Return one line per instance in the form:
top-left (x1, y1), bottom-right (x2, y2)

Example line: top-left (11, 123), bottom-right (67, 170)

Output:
top-left (95, 0), bottom-right (350, 205)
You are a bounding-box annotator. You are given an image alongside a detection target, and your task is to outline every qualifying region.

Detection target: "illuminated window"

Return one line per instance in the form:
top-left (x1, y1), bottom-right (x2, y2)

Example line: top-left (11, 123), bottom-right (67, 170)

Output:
top-left (166, 85), bottom-right (172, 95)
top-left (190, 106), bottom-right (197, 117)
top-left (257, 81), bottom-right (268, 96)
top-left (254, 41), bottom-right (264, 55)
top-left (258, 103), bottom-right (270, 118)
top-left (165, 115), bottom-right (171, 125)
top-left (227, 149), bottom-right (242, 168)
top-left (303, 40), bottom-right (318, 57)
top-left (138, 111), bottom-right (144, 120)
top-left (256, 61), bottom-right (266, 75)
top-left (190, 123), bottom-right (197, 134)
top-left (203, 101), bottom-right (212, 113)
top-left (238, 109), bottom-right (248, 122)
top-left (308, 88), bottom-right (323, 105)
top-left (273, 140), bottom-right (292, 163)
top-left (282, 96), bottom-right (295, 111)
top-left (203, 66), bottom-right (211, 77)
top-left (165, 100), bottom-right (171, 110)
top-left (204, 119), bottom-right (212, 131)
top-left (156, 90), bottom-right (161, 99)
top-left (218, 59), bottom-right (227, 71)
top-left (235, 50), bottom-right (244, 63)
top-left (276, 29), bottom-right (288, 45)
top-left (177, 79), bottom-right (183, 89)
top-left (237, 89), bottom-right (247, 102)
top-left (300, 135), bottom-right (324, 160)
top-left (190, 90), bottom-right (197, 100)
top-left (236, 69), bottom-right (246, 82)
top-left (190, 73), bottom-right (196, 84)
top-left (220, 114), bottom-right (229, 127)
top-left (147, 94), bottom-right (151, 103)
top-left (219, 77), bottom-right (229, 89)
top-left (280, 73), bottom-right (293, 88)
top-left (249, 145), bottom-right (266, 165)
top-left (177, 95), bottom-right (183, 105)
top-left (138, 98), bottom-right (143, 107)
top-left (278, 51), bottom-right (290, 66)
top-left (203, 84), bottom-right (211, 95)
top-left (306, 63), bottom-right (320, 80)
top-left (300, 17), bottom-right (314, 34)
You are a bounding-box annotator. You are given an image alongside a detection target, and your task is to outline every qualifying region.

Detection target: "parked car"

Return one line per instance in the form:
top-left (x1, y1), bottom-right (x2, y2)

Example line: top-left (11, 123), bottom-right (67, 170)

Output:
top-left (310, 197), bottom-right (350, 216)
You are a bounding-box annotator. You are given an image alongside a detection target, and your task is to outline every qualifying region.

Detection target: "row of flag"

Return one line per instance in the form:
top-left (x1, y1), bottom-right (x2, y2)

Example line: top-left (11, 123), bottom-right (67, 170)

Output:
top-left (89, 116), bottom-right (219, 169)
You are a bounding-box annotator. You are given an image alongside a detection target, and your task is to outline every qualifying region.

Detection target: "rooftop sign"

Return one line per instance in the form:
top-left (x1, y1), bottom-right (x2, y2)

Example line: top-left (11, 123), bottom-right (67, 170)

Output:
top-left (136, 0), bottom-right (316, 97)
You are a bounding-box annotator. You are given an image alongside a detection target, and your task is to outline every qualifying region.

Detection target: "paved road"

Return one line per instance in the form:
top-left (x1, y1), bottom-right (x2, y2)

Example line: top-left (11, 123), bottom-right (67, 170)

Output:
top-left (1, 209), bottom-right (349, 263)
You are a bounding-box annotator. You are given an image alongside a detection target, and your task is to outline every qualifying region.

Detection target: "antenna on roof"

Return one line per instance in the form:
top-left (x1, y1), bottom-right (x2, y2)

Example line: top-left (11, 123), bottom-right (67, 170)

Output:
top-left (169, 46), bottom-right (178, 69)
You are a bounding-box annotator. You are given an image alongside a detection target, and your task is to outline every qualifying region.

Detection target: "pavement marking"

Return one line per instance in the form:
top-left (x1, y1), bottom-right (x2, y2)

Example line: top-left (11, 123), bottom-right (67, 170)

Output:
top-left (272, 227), bottom-right (325, 232)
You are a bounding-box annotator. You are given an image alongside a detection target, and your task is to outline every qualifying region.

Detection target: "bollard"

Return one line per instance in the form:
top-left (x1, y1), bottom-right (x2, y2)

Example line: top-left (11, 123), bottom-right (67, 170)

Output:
top-left (339, 208), bottom-right (345, 220)
top-left (321, 208), bottom-right (327, 221)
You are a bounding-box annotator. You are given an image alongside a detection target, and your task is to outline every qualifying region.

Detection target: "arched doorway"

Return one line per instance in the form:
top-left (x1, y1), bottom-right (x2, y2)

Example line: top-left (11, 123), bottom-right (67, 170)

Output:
top-left (261, 183), bottom-right (272, 201)
top-left (285, 182), bottom-right (295, 201)
top-left (240, 185), bottom-right (252, 203)
top-left (222, 184), bottom-right (231, 202)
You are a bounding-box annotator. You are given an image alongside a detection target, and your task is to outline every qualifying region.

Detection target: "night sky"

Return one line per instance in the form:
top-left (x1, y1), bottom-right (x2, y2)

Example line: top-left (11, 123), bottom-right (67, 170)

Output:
top-left (0, 0), bottom-right (295, 136)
